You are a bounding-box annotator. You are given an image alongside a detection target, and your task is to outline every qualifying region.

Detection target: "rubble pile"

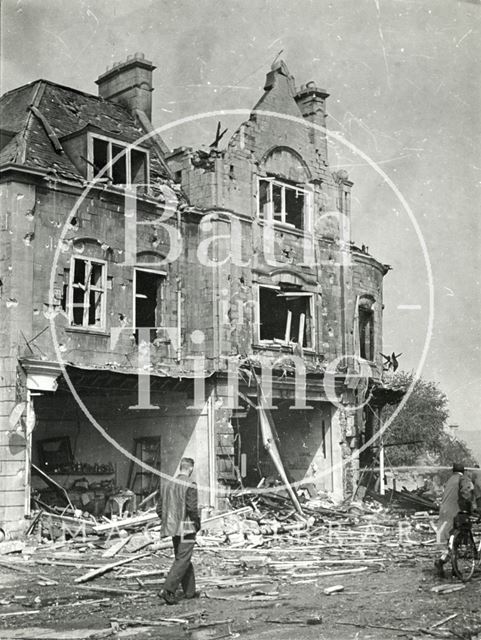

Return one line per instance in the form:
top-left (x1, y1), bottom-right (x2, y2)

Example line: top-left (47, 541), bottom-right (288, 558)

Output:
top-left (0, 488), bottom-right (446, 636)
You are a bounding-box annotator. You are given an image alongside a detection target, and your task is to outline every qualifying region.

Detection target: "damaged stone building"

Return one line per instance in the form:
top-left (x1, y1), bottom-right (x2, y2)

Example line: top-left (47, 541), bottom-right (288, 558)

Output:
top-left (0, 54), bottom-right (390, 536)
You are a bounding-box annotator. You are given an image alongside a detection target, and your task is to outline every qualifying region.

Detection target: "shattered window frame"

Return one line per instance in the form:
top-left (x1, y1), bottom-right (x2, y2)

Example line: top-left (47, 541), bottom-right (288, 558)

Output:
top-left (67, 256), bottom-right (107, 330)
top-left (257, 176), bottom-right (312, 231)
top-left (257, 284), bottom-right (315, 349)
top-left (88, 133), bottom-right (150, 187)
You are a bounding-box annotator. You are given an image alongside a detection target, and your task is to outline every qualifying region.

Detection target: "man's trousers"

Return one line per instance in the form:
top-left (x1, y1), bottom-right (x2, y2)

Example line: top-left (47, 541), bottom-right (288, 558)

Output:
top-left (163, 534), bottom-right (196, 597)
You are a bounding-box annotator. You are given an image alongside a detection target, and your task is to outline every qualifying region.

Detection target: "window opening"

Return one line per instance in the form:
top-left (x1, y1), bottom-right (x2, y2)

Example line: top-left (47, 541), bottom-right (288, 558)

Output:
top-left (259, 285), bottom-right (313, 348)
top-left (134, 269), bottom-right (164, 343)
top-left (258, 177), bottom-right (309, 231)
top-left (91, 135), bottom-right (148, 186)
top-left (111, 143), bottom-right (127, 185)
top-left (359, 305), bottom-right (374, 360)
top-left (93, 138), bottom-right (108, 176)
top-left (68, 257), bottom-right (106, 329)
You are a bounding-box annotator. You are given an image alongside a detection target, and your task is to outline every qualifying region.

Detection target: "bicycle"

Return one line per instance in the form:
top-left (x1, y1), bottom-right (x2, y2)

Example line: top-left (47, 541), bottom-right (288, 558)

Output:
top-left (449, 511), bottom-right (481, 582)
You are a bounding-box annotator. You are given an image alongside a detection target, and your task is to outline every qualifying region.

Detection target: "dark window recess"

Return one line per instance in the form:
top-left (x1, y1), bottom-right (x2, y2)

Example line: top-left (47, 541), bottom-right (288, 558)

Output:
top-left (93, 138), bottom-right (108, 177)
top-left (89, 290), bottom-right (102, 326)
top-left (259, 286), bottom-right (312, 347)
top-left (359, 306), bottom-right (374, 360)
top-left (72, 260), bottom-right (86, 326)
top-left (72, 287), bottom-right (84, 325)
top-left (285, 187), bottom-right (304, 229)
top-left (272, 182), bottom-right (283, 221)
top-left (112, 143), bottom-right (127, 185)
top-left (61, 269), bottom-right (69, 312)
top-left (135, 270), bottom-right (163, 343)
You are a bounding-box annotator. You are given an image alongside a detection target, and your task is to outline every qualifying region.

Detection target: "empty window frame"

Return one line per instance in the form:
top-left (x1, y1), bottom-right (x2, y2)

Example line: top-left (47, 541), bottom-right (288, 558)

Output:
top-left (258, 177), bottom-right (311, 230)
top-left (359, 303), bottom-right (374, 361)
top-left (258, 285), bottom-right (313, 348)
top-left (89, 134), bottom-right (149, 186)
top-left (67, 257), bottom-right (106, 329)
top-left (134, 269), bottom-right (164, 342)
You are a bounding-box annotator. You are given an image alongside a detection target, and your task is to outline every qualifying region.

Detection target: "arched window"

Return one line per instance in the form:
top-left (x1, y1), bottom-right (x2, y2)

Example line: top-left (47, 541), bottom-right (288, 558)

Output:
top-left (358, 296), bottom-right (375, 361)
top-left (257, 148), bottom-right (312, 231)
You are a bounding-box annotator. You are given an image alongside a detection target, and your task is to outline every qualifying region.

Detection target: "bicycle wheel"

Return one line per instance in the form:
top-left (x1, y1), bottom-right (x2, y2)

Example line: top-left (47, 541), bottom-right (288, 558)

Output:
top-left (451, 529), bottom-right (478, 582)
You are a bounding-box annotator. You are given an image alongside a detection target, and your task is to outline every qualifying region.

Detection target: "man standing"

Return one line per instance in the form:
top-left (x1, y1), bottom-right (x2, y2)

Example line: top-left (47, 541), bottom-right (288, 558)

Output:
top-left (472, 465), bottom-right (481, 511)
top-left (157, 457), bottom-right (201, 604)
top-left (434, 462), bottom-right (474, 577)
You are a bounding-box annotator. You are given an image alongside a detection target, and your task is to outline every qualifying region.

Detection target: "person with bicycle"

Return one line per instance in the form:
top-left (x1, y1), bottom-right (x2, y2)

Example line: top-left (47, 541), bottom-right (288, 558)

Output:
top-left (472, 465), bottom-right (481, 511)
top-left (434, 462), bottom-right (475, 578)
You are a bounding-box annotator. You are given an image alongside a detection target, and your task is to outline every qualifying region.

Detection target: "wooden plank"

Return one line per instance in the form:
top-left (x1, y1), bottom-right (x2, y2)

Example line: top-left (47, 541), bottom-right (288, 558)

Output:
top-left (0, 610), bottom-right (40, 619)
top-left (74, 552), bottom-right (151, 583)
top-left (93, 512), bottom-right (157, 533)
top-left (102, 535), bottom-right (132, 558)
top-left (76, 584), bottom-right (141, 596)
top-left (202, 507), bottom-right (252, 525)
top-left (291, 566), bottom-right (368, 578)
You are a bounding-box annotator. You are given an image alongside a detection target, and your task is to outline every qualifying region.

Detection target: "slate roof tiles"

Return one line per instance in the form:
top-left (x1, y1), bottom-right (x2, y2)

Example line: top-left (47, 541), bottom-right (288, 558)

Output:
top-left (0, 79), bottom-right (169, 183)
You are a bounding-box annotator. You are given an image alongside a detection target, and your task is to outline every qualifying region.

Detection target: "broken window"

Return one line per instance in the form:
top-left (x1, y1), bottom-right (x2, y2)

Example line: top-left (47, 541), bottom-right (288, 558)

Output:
top-left (67, 257), bottom-right (106, 329)
top-left (134, 269), bottom-right (164, 343)
top-left (359, 300), bottom-right (374, 361)
top-left (90, 134), bottom-right (149, 186)
top-left (258, 177), bottom-right (310, 231)
top-left (111, 143), bottom-right (127, 185)
top-left (258, 285), bottom-right (313, 348)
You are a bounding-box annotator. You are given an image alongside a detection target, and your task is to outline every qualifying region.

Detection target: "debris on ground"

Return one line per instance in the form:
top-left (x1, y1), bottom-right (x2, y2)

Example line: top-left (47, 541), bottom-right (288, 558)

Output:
top-left (2, 483), bottom-right (473, 639)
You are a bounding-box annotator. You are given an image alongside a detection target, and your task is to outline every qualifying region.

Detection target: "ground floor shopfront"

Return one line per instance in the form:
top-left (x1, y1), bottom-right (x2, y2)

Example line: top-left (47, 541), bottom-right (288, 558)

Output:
top-left (0, 359), bottom-right (365, 537)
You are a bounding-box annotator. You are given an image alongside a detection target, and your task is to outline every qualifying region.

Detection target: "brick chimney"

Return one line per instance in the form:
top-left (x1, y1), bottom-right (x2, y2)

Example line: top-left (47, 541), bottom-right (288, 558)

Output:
top-left (295, 81), bottom-right (329, 153)
top-left (96, 53), bottom-right (156, 119)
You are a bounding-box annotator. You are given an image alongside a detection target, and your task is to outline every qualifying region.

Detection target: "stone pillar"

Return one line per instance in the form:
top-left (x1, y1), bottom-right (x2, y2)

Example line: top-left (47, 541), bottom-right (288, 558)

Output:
top-left (0, 182), bottom-right (36, 536)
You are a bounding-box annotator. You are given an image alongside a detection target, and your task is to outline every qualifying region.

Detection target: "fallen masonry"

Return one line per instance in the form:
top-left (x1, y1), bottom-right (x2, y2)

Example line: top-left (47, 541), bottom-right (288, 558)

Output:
top-left (1, 490), bottom-right (474, 639)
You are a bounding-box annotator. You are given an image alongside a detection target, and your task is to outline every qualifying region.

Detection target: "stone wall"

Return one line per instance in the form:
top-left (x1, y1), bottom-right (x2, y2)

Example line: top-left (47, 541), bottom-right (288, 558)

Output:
top-left (0, 181), bottom-right (36, 535)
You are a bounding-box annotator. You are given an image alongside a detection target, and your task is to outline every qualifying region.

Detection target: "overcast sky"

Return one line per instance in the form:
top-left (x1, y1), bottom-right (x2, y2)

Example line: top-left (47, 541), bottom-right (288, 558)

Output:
top-left (2, 0), bottom-right (480, 458)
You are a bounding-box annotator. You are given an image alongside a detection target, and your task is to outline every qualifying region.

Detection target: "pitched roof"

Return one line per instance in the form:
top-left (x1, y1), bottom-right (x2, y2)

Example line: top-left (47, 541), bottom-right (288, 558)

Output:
top-left (0, 79), bottom-right (169, 182)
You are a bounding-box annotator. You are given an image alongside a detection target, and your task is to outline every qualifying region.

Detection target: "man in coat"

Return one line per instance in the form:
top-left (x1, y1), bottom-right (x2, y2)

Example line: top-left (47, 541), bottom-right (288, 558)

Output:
top-left (434, 462), bottom-right (474, 577)
top-left (157, 457), bottom-right (201, 604)
top-left (472, 465), bottom-right (481, 511)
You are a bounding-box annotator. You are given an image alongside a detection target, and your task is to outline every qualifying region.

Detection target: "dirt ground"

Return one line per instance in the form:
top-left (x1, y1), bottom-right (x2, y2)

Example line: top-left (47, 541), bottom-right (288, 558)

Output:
top-left (0, 545), bottom-right (480, 640)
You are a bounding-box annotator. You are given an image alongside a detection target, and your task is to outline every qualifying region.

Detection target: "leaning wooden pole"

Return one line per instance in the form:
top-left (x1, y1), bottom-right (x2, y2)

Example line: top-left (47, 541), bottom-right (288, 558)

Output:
top-left (253, 372), bottom-right (304, 516)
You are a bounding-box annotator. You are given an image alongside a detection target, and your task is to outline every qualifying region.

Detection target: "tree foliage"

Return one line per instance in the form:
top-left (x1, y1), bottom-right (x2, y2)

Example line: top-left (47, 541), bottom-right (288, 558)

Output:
top-left (381, 371), bottom-right (477, 467)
